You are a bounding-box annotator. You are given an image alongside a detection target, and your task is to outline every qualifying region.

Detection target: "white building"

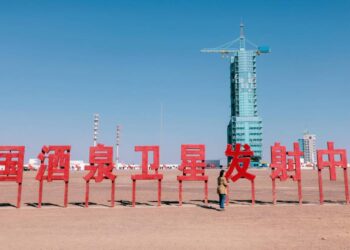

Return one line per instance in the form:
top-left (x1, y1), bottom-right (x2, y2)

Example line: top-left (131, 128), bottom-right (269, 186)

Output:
top-left (303, 132), bottom-right (316, 164)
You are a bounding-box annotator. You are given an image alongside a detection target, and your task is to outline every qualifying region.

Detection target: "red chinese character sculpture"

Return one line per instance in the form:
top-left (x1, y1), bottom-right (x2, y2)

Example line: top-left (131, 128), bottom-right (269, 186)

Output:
top-left (131, 146), bottom-right (163, 207)
top-left (177, 144), bottom-right (208, 206)
top-left (270, 142), bottom-right (303, 205)
top-left (84, 144), bottom-right (116, 207)
top-left (0, 146), bottom-right (25, 208)
top-left (317, 142), bottom-right (349, 204)
top-left (225, 144), bottom-right (255, 205)
top-left (36, 145), bottom-right (71, 208)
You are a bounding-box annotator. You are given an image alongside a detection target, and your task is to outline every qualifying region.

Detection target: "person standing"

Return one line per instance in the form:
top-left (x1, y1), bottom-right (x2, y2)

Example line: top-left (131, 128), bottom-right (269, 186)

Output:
top-left (217, 170), bottom-right (228, 210)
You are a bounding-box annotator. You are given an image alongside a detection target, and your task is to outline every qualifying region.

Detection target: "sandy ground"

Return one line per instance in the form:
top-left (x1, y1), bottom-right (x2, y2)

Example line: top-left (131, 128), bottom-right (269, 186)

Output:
top-left (0, 169), bottom-right (350, 249)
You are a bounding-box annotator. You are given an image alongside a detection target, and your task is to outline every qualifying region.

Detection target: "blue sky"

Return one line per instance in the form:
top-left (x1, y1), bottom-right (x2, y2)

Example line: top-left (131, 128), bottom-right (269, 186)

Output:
top-left (0, 0), bottom-right (349, 163)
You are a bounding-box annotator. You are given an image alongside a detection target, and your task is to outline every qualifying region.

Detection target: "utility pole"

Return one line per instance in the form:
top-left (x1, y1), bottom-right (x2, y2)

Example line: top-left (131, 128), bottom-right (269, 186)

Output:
top-left (93, 114), bottom-right (99, 146)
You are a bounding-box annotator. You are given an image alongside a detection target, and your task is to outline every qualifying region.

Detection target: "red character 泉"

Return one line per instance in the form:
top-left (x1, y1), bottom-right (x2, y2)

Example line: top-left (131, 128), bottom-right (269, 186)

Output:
top-left (84, 144), bottom-right (116, 207)
top-left (270, 142), bottom-right (303, 204)
top-left (317, 142), bottom-right (349, 204)
top-left (0, 146), bottom-right (25, 208)
top-left (177, 144), bottom-right (208, 206)
top-left (36, 145), bottom-right (71, 208)
top-left (225, 144), bottom-right (255, 205)
top-left (131, 146), bottom-right (163, 207)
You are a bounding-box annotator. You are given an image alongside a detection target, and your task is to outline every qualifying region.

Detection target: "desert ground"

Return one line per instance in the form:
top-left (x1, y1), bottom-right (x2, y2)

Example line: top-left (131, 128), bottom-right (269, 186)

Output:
top-left (0, 169), bottom-right (350, 249)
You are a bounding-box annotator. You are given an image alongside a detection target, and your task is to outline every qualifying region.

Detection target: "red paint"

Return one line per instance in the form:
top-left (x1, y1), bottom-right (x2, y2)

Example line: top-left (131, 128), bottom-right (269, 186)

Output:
top-left (270, 142), bottom-right (303, 205)
top-left (177, 144), bottom-right (208, 206)
top-left (225, 144), bottom-right (255, 205)
top-left (36, 145), bottom-right (71, 208)
top-left (131, 146), bottom-right (163, 207)
top-left (84, 144), bottom-right (116, 207)
top-left (317, 142), bottom-right (349, 204)
top-left (0, 146), bottom-right (25, 208)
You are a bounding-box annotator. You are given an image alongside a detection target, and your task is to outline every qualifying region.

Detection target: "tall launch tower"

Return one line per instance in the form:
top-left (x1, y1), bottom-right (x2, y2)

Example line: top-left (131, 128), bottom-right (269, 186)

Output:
top-left (202, 22), bottom-right (270, 166)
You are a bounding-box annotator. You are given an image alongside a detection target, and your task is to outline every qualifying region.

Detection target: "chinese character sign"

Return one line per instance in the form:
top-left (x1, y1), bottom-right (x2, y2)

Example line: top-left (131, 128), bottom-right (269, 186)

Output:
top-left (0, 146), bottom-right (25, 208)
top-left (131, 146), bottom-right (163, 207)
top-left (270, 142), bottom-right (303, 204)
top-left (36, 145), bottom-right (71, 208)
top-left (84, 144), bottom-right (116, 207)
top-left (317, 142), bottom-right (349, 204)
top-left (177, 144), bottom-right (208, 206)
top-left (225, 144), bottom-right (255, 205)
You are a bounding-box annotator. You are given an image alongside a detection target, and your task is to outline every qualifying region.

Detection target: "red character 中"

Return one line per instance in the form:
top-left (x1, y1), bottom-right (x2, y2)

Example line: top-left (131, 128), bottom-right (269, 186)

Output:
top-left (270, 142), bottom-right (303, 205)
top-left (225, 144), bottom-right (255, 205)
top-left (131, 146), bottom-right (163, 207)
top-left (36, 145), bottom-right (71, 208)
top-left (177, 144), bottom-right (208, 206)
top-left (317, 142), bottom-right (349, 204)
top-left (0, 146), bottom-right (25, 208)
top-left (84, 144), bottom-right (116, 207)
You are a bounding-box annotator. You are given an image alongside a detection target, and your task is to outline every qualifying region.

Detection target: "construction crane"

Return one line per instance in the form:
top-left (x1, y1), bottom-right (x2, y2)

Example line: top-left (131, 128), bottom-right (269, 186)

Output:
top-left (201, 22), bottom-right (271, 57)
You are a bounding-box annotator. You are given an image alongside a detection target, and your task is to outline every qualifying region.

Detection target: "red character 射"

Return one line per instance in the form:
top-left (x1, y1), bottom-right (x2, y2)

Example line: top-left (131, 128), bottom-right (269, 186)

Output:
top-left (84, 144), bottom-right (116, 207)
top-left (270, 142), bottom-right (303, 204)
top-left (177, 144), bottom-right (208, 206)
top-left (131, 146), bottom-right (163, 207)
top-left (36, 145), bottom-right (71, 208)
top-left (225, 144), bottom-right (255, 205)
top-left (0, 146), bottom-right (25, 208)
top-left (317, 142), bottom-right (349, 204)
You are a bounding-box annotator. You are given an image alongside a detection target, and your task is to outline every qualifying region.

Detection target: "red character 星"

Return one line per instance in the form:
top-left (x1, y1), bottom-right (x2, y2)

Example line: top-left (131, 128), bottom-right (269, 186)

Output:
top-left (36, 145), bottom-right (71, 208)
top-left (84, 144), bottom-right (116, 207)
top-left (270, 142), bottom-right (303, 204)
top-left (177, 144), bottom-right (208, 206)
top-left (0, 146), bottom-right (25, 208)
top-left (225, 144), bottom-right (255, 205)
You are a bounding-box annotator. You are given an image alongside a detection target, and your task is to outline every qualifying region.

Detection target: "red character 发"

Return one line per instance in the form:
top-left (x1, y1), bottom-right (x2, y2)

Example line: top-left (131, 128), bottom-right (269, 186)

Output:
top-left (225, 144), bottom-right (255, 205)
top-left (0, 146), bottom-right (25, 208)
top-left (84, 144), bottom-right (116, 207)
top-left (36, 145), bottom-right (71, 208)
top-left (177, 144), bottom-right (208, 206)
top-left (270, 142), bottom-right (303, 204)
top-left (131, 146), bottom-right (163, 207)
top-left (317, 142), bottom-right (349, 204)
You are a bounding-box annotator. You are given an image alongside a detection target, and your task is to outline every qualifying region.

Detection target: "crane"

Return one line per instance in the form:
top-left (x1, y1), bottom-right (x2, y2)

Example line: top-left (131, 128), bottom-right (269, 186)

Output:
top-left (200, 22), bottom-right (271, 57)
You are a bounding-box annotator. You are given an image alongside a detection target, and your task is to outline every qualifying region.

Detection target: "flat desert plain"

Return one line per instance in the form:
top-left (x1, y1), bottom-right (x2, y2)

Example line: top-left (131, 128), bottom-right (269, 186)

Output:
top-left (0, 169), bottom-right (350, 249)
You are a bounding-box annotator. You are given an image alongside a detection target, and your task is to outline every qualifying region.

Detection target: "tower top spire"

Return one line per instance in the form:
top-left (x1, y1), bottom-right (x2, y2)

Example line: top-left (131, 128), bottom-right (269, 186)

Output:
top-left (240, 20), bottom-right (246, 50)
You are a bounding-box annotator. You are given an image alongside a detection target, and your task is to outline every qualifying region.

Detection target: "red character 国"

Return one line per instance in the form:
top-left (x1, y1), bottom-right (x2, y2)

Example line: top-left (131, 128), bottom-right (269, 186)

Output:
top-left (36, 145), bottom-right (71, 208)
top-left (0, 146), bottom-right (25, 208)
top-left (270, 142), bottom-right (303, 204)
top-left (317, 142), bottom-right (349, 204)
top-left (225, 144), bottom-right (255, 205)
top-left (177, 144), bottom-right (208, 206)
top-left (131, 146), bottom-right (163, 207)
top-left (84, 144), bottom-right (116, 207)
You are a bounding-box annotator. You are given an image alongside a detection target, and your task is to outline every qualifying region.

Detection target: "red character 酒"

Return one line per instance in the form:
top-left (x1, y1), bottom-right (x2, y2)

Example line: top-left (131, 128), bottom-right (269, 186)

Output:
top-left (36, 145), bottom-right (71, 208)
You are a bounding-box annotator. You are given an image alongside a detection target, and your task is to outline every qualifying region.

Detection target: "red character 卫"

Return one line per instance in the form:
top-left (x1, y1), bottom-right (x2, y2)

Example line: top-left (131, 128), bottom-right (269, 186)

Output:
top-left (84, 144), bottom-right (116, 207)
top-left (0, 146), bottom-right (25, 208)
top-left (317, 142), bottom-right (349, 204)
top-left (131, 146), bottom-right (163, 207)
top-left (177, 144), bottom-right (208, 206)
top-left (36, 145), bottom-right (71, 208)
top-left (225, 144), bottom-right (255, 205)
top-left (270, 142), bottom-right (303, 204)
